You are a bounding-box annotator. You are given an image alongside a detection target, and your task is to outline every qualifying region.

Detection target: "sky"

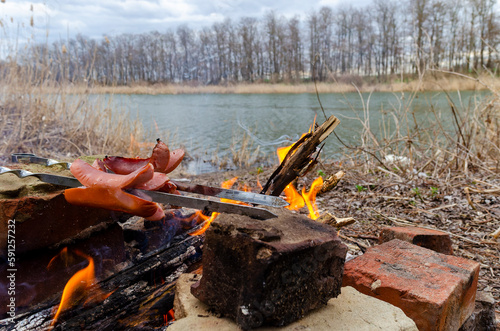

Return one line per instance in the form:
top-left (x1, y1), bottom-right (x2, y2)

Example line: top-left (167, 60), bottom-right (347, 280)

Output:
top-left (0, 0), bottom-right (370, 43)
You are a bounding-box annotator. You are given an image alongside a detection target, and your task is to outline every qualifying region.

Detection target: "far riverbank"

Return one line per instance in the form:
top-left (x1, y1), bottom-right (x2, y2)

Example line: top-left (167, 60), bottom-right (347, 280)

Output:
top-left (67, 74), bottom-right (500, 95)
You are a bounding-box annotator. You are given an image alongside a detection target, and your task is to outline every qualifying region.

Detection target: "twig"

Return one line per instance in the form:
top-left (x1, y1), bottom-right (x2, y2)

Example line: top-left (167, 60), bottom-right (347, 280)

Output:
top-left (463, 187), bottom-right (477, 210)
top-left (338, 233), bottom-right (368, 252)
top-left (381, 196), bottom-right (412, 201)
top-left (466, 187), bottom-right (500, 195)
top-left (345, 234), bottom-right (380, 241)
top-left (492, 226), bottom-right (500, 240)
top-left (376, 166), bottom-right (403, 180)
top-left (427, 204), bottom-right (457, 212)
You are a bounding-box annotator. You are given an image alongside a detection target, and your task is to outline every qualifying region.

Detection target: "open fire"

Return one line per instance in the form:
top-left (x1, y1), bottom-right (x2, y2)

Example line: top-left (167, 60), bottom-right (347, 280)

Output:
top-left (45, 132), bottom-right (327, 325)
top-left (277, 135), bottom-right (324, 220)
top-left (1, 116), bottom-right (342, 329)
top-left (48, 248), bottom-right (111, 326)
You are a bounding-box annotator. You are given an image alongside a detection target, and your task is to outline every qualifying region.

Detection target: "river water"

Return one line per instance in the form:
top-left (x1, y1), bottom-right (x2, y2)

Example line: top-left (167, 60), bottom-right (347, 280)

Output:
top-left (113, 90), bottom-right (489, 172)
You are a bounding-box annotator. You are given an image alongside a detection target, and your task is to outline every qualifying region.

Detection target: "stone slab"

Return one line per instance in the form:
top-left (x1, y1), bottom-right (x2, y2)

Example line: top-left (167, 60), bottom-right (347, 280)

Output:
top-left (170, 273), bottom-right (418, 331)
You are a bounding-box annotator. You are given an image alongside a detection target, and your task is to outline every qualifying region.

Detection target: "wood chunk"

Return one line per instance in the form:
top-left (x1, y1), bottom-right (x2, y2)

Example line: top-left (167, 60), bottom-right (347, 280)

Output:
top-left (2, 234), bottom-right (203, 330)
top-left (261, 115), bottom-right (340, 196)
top-left (191, 209), bottom-right (347, 329)
top-left (319, 170), bottom-right (345, 194)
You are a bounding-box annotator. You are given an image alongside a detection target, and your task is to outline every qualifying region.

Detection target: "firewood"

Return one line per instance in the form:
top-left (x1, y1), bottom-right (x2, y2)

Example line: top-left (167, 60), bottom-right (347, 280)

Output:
top-left (319, 170), bottom-right (345, 194)
top-left (316, 212), bottom-right (356, 229)
top-left (261, 115), bottom-right (340, 196)
top-left (3, 234), bottom-right (203, 331)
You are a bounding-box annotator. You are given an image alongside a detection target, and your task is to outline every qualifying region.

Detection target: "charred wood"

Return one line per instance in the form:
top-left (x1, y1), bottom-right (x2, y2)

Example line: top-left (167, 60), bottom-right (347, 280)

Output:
top-left (2, 234), bottom-right (204, 331)
top-left (261, 115), bottom-right (340, 196)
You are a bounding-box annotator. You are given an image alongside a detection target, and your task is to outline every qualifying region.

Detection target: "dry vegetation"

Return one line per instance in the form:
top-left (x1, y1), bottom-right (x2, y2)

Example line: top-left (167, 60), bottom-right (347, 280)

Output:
top-left (58, 74), bottom-right (500, 95)
top-left (0, 61), bottom-right (147, 163)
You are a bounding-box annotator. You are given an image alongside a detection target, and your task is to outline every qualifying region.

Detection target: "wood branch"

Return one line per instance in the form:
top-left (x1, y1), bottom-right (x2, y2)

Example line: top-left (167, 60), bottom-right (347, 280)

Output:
top-left (261, 115), bottom-right (340, 196)
top-left (316, 212), bottom-right (356, 229)
top-left (319, 170), bottom-right (345, 195)
top-left (3, 234), bottom-right (204, 331)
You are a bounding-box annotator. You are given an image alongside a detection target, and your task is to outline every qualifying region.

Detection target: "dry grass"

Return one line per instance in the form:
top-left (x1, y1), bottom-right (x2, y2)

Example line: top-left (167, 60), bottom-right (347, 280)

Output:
top-left (335, 71), bottom-right (500, 180)
top-left (0, 61), bottom-right (146, 163)
top-left (61, 75), bottom-right (500, 95)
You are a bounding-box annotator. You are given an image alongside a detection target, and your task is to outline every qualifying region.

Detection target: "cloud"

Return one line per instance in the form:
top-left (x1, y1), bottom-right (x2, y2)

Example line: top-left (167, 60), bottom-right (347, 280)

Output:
top-left (1, 0), bottom-right (371, 43)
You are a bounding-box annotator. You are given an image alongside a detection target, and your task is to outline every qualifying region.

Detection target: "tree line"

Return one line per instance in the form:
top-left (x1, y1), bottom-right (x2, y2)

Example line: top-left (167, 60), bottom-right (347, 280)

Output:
top-left (16, 0), bottom-right (500, 85)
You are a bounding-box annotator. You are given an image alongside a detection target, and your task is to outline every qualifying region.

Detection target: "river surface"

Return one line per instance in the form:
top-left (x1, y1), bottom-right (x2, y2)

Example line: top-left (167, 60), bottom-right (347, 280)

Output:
top-left (113, 90), bottom-right (489, 173)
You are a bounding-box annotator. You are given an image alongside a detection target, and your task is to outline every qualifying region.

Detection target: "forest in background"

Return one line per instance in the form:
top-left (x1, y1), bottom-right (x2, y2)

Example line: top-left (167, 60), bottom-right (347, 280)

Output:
top-left (2, 0), bottom-right (500, 86)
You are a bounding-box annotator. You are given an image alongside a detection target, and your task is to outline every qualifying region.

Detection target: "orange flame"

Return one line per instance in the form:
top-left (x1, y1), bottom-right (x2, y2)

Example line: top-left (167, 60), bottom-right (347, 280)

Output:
top-left (301, 176), bottom-right (324, 219)
top-left (283, 184), bottom-right (305, 211)
top-left (277, 129), bottom-right (323, 218)
top-left (189, 177), bottom-right (240, 236)
top-left (49, 249), bottom-right (110, 326)
top-left (189, 211), bottom-right (220, 236)
top-left (164, 308), bottom-right (175, 325)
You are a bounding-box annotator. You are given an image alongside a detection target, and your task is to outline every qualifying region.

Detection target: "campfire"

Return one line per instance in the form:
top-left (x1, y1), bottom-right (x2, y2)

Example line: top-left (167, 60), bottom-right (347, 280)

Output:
top-left (1, 114), bottom-right (489, 330)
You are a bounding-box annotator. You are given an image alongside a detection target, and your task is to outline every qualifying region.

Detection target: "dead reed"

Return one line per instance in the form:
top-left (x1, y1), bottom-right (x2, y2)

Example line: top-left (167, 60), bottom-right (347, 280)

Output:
top-left (63, 75), bottom-right (500, 95)
top-left (0, 60), bottom-right (145, 163)
top-left (335, 72), bottom-right (500, 180)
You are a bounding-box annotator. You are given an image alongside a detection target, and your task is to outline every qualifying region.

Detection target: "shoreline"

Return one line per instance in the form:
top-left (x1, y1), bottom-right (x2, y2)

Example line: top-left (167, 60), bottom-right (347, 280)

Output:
top-left (67, 75), bottom-right (499, 95)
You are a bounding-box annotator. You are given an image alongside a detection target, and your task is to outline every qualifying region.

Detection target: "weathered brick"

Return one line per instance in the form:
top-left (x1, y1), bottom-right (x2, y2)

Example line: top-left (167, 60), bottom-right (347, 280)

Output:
top-left (0, 192), bottom-right (129, 256)
top-left (343, 239), bottom-right (480, 331)
top-left (379, 226), bottom-right (453, 255)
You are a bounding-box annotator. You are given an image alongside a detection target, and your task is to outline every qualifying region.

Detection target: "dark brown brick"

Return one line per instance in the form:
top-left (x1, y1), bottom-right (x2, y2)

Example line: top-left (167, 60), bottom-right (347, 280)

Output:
top-left (191, 210), bottom-right (347, 329)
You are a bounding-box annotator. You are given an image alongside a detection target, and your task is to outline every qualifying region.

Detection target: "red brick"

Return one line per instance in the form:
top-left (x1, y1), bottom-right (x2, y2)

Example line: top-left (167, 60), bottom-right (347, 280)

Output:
top-left (380, 226), bottom-right (453, 255)
top-left (0, 192), bottom-right (129, 255)
top-left (343, 239), bottom-right (480, 331)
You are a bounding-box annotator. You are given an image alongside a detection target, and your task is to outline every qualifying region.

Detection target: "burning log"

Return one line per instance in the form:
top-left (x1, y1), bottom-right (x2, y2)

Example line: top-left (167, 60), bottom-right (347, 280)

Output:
top-left (261, 115), bottom-right (340, 196)
top-left (191, 209), bottom-right (347, 329)
top-left (2, 233), bottom-right (203, 330)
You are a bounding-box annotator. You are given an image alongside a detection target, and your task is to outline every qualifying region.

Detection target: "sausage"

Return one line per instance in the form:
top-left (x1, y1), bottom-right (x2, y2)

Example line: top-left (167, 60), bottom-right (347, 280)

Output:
top-left (64, 186), bottom-right (165, 221)
top-left (70, 158), bottom-right (154, 189)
